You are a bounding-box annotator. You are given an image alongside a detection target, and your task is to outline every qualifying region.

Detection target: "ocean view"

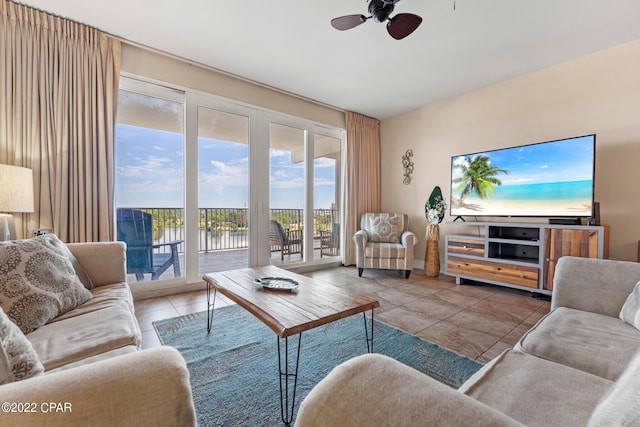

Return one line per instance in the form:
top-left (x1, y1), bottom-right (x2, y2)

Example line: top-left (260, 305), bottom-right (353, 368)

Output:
top-left (466, 180), bottom-right (593, 202)
top-left (452, 179), bottom-right (593, 216)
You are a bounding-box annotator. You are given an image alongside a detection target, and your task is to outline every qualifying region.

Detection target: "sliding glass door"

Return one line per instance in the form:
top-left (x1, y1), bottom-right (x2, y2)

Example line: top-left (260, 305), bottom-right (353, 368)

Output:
top-left (265, 118), bottom-right (345, 267)
top-left (268, 121), bottom-right (307, 266)
top-left (115, 77), bottom-right (345, 290)
top-left (314, 132), bottom-right (342, 260)
top-left (114, 79), bottom-right (185, 286)
top-left (196, 105), bottom-right (251, 275)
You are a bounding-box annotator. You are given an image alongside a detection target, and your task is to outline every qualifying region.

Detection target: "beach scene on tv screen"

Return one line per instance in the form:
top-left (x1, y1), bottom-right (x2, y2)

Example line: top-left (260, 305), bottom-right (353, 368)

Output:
top-left (450, 136), bottom-right (594, 217)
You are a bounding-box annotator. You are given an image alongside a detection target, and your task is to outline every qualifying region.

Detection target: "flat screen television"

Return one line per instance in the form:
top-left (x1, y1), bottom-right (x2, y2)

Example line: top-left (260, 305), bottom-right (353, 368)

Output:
top-left (450, 134), bottom-right (595, 218)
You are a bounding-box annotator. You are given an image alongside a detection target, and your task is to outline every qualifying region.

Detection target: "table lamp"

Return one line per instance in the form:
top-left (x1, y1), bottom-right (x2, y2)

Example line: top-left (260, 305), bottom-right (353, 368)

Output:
top-left (0, 164), bottom-right (35, 241)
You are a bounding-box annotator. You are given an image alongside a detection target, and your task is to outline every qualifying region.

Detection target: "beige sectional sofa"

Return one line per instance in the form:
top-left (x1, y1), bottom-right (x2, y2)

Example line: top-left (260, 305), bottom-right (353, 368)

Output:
top-left (296, 256), bottom-right (640, 426)
top-left (0, 241), bottom-right (196, 427)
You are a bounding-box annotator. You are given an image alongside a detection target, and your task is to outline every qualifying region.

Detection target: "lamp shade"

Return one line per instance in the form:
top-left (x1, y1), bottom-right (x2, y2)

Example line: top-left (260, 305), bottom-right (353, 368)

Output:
top-left (0, 165), bottom-right (34, 213)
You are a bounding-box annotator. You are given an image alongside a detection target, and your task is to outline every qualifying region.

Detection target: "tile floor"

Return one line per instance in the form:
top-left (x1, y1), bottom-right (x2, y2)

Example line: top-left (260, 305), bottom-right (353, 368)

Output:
top-left (134, 266), bottom-right (551, 363)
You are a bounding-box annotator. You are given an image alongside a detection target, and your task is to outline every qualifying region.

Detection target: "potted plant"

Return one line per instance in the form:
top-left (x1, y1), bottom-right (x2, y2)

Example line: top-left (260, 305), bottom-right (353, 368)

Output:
top-left (424, 186), bottom-right (446, 277)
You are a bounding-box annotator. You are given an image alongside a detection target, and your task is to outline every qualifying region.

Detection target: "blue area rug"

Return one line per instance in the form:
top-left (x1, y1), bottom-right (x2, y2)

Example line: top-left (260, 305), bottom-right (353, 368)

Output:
top-left (154, 305), bottom-right (482, 426)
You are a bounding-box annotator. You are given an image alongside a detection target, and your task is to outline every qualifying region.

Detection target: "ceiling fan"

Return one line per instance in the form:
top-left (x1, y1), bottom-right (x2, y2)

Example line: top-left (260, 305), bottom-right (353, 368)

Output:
top-left (330, 0), bottom-right (423, 40)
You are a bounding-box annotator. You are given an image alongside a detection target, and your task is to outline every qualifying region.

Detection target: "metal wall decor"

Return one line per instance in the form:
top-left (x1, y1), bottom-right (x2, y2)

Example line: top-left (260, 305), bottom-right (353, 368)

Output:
top-left (402, 149), bottom-right (414, 185)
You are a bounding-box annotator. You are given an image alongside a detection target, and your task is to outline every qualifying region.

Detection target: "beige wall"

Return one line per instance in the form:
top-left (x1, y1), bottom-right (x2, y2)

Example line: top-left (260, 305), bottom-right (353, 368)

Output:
top-left (381, 39), bottom-right (640, 265)
top-left (120, 43), bottom-right (345, 129)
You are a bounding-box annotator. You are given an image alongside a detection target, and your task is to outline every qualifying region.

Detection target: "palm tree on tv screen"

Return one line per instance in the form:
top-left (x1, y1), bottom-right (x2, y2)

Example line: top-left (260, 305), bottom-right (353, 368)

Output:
top-left (452, 155), bottom-right (508, 207)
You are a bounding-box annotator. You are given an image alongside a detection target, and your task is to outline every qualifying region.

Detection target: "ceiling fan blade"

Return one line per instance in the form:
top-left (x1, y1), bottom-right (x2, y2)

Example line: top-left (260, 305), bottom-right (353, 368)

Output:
top-left (387, 13), bottom-right (422, 40)
top-left (331, 14), bottom-right (368, 31)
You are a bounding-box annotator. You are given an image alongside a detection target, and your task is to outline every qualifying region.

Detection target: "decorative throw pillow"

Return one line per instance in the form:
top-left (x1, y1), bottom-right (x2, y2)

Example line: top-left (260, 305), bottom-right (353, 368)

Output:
top-left (369, 216), bottom-right (401, 243)
top-left (58, 244), bottom-right (94, 290)
top-left (619, 281), bottom-right (640, 329)
top-left (0, 234), bottom-right (93, 334)
top-left (0, 306), bottom-right (44, 384)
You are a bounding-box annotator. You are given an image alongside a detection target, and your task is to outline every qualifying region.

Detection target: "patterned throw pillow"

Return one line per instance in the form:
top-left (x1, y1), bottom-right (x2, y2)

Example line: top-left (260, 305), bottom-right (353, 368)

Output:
top-left (0, 235), bottom-right (93, 334)
top-left (369, 216), bottom-right (401, 243)
top-left (0, 306), bottom-right (44, 384)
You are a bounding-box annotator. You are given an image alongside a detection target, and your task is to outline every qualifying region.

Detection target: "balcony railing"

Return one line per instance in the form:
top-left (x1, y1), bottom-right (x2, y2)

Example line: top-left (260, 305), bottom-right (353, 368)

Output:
top-left (122, 207), bottom-right (339, 254)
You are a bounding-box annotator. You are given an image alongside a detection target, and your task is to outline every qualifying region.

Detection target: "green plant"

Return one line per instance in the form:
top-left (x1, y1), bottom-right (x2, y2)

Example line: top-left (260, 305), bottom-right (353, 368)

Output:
top-left (425, 186), bottom-right (446, 225)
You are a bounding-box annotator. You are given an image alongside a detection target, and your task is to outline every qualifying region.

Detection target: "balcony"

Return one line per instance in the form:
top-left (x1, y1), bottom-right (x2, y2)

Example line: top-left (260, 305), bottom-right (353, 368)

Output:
top-left (118, 208), bottom-right (340, 283)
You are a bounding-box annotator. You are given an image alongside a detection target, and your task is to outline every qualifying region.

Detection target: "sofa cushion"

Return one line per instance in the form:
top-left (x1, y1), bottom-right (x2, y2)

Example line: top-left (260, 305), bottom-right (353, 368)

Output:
top-left (0, 235), bottom-right (93, 334)
top-left (53, 282), bottom-right (134, 322)
top-left (368, 215), bottom-right (402, 243)
top-left (517, 307), bottom-right (640, 381)
top-left (587, 350), bottom-right (640, 426)
top-left (364, 242), bottom-right (406, 259)
top-left (461, 349), bottom-right (613, 427)
top-left (27, 300), bottom-right (141, 371)
top-left (0, 306), bottom-right (44, 384)
top-left (619, 280), bottom-right (640, 329)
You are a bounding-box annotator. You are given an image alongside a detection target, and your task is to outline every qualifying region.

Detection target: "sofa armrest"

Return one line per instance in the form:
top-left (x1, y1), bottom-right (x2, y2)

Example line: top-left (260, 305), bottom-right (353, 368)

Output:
top-left (66, 242), bottom-right (126, 287)
top-left (0, 346), bottom-right (196, 427)
top-left (552, 256), bottom-right (640, 317)
top-left (295, 354), bottom-right (524, 427)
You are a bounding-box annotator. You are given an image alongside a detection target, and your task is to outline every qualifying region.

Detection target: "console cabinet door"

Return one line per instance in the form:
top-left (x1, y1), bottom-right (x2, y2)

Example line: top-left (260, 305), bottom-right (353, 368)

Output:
top-left (543, 228), bottom-right (600, 290)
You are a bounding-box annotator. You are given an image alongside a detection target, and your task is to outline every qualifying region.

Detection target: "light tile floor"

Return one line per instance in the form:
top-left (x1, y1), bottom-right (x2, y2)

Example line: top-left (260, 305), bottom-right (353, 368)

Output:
top-left (134, 266), bottom-right (550, 363)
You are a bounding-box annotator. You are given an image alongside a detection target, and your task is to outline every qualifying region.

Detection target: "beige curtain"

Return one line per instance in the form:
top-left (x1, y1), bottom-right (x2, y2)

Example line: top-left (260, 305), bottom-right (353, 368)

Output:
top-left (0, 0), bottom-right (120, 242)
top-left (344, 111), bottom-right (381, 266)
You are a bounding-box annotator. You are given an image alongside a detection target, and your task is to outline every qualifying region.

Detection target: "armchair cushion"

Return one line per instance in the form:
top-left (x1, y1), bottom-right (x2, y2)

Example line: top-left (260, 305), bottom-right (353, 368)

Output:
top-left (0, 235), bottom-right (92, 334)
top-left (365, 243), bottom-right (406, 258)
top-left (368, 215), bottom-right (402, 243)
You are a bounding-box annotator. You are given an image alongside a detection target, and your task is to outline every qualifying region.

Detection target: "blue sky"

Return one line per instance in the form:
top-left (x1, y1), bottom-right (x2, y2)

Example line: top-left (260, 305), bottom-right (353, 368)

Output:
top-left (115, 124), bottom-right (337, 209)
top-left (451, 135), bottom-right (594, 186)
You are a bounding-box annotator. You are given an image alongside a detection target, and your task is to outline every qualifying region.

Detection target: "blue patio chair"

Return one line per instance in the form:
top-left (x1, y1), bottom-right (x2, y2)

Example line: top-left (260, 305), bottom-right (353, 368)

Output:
top-left (116, 208), bottom-right (183, 281)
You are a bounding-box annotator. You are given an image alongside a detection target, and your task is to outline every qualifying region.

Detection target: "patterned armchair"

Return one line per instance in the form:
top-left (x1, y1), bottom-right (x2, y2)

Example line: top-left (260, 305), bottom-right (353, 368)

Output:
top-left (353, 213), bottom-right (416, 279)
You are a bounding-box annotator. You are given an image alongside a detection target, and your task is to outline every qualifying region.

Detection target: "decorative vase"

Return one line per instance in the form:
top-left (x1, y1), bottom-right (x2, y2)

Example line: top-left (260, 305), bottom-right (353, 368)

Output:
top-left (425, 224), bottom-right (440, 277)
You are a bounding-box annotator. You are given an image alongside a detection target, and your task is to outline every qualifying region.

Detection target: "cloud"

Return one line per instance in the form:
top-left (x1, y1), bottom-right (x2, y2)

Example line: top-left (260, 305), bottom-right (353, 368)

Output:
top-left (270, 149), bottom-right (289, 158)
top-left (314, 158), bottom-right (336, 168)
top-left (153, 146), bottom-right (166, 151)
top-left (118, 156), bottom-right (177, 178)
top-left (122, 175), bottom-right (184, 195)
top-left (314, 177), bottom-right (335, 187)
top-left (452, 156), bottom-right (468, 167)
top-left (503, 177), bottom-right (533, 185)
top-left (199, 159), bottom-right (249, 193)
top-left (271, 175), bottom-right (304, 189)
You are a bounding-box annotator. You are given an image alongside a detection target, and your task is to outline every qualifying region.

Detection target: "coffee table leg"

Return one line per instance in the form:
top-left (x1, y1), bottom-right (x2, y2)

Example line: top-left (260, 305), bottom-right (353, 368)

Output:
top-left (206, 283), bottom-right (217, 334)
top-left (277, 334), bottom-right (302, 426)
top-left (363, 309), bottom-right (375, 353)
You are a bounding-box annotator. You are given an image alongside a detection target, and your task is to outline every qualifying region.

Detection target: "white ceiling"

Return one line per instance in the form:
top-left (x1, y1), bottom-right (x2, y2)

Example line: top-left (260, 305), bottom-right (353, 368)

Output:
top-left (14, 0), bottom-right (640, 120)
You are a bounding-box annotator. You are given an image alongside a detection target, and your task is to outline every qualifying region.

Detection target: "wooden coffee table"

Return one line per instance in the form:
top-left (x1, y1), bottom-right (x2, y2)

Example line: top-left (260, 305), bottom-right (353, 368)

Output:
top-left (203, 266), bottom-right (379, 425)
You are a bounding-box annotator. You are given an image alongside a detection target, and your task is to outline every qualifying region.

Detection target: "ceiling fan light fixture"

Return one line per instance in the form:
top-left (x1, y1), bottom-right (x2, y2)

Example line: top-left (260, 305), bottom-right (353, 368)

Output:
top-left (369, 0), bottom-right (394, 23)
